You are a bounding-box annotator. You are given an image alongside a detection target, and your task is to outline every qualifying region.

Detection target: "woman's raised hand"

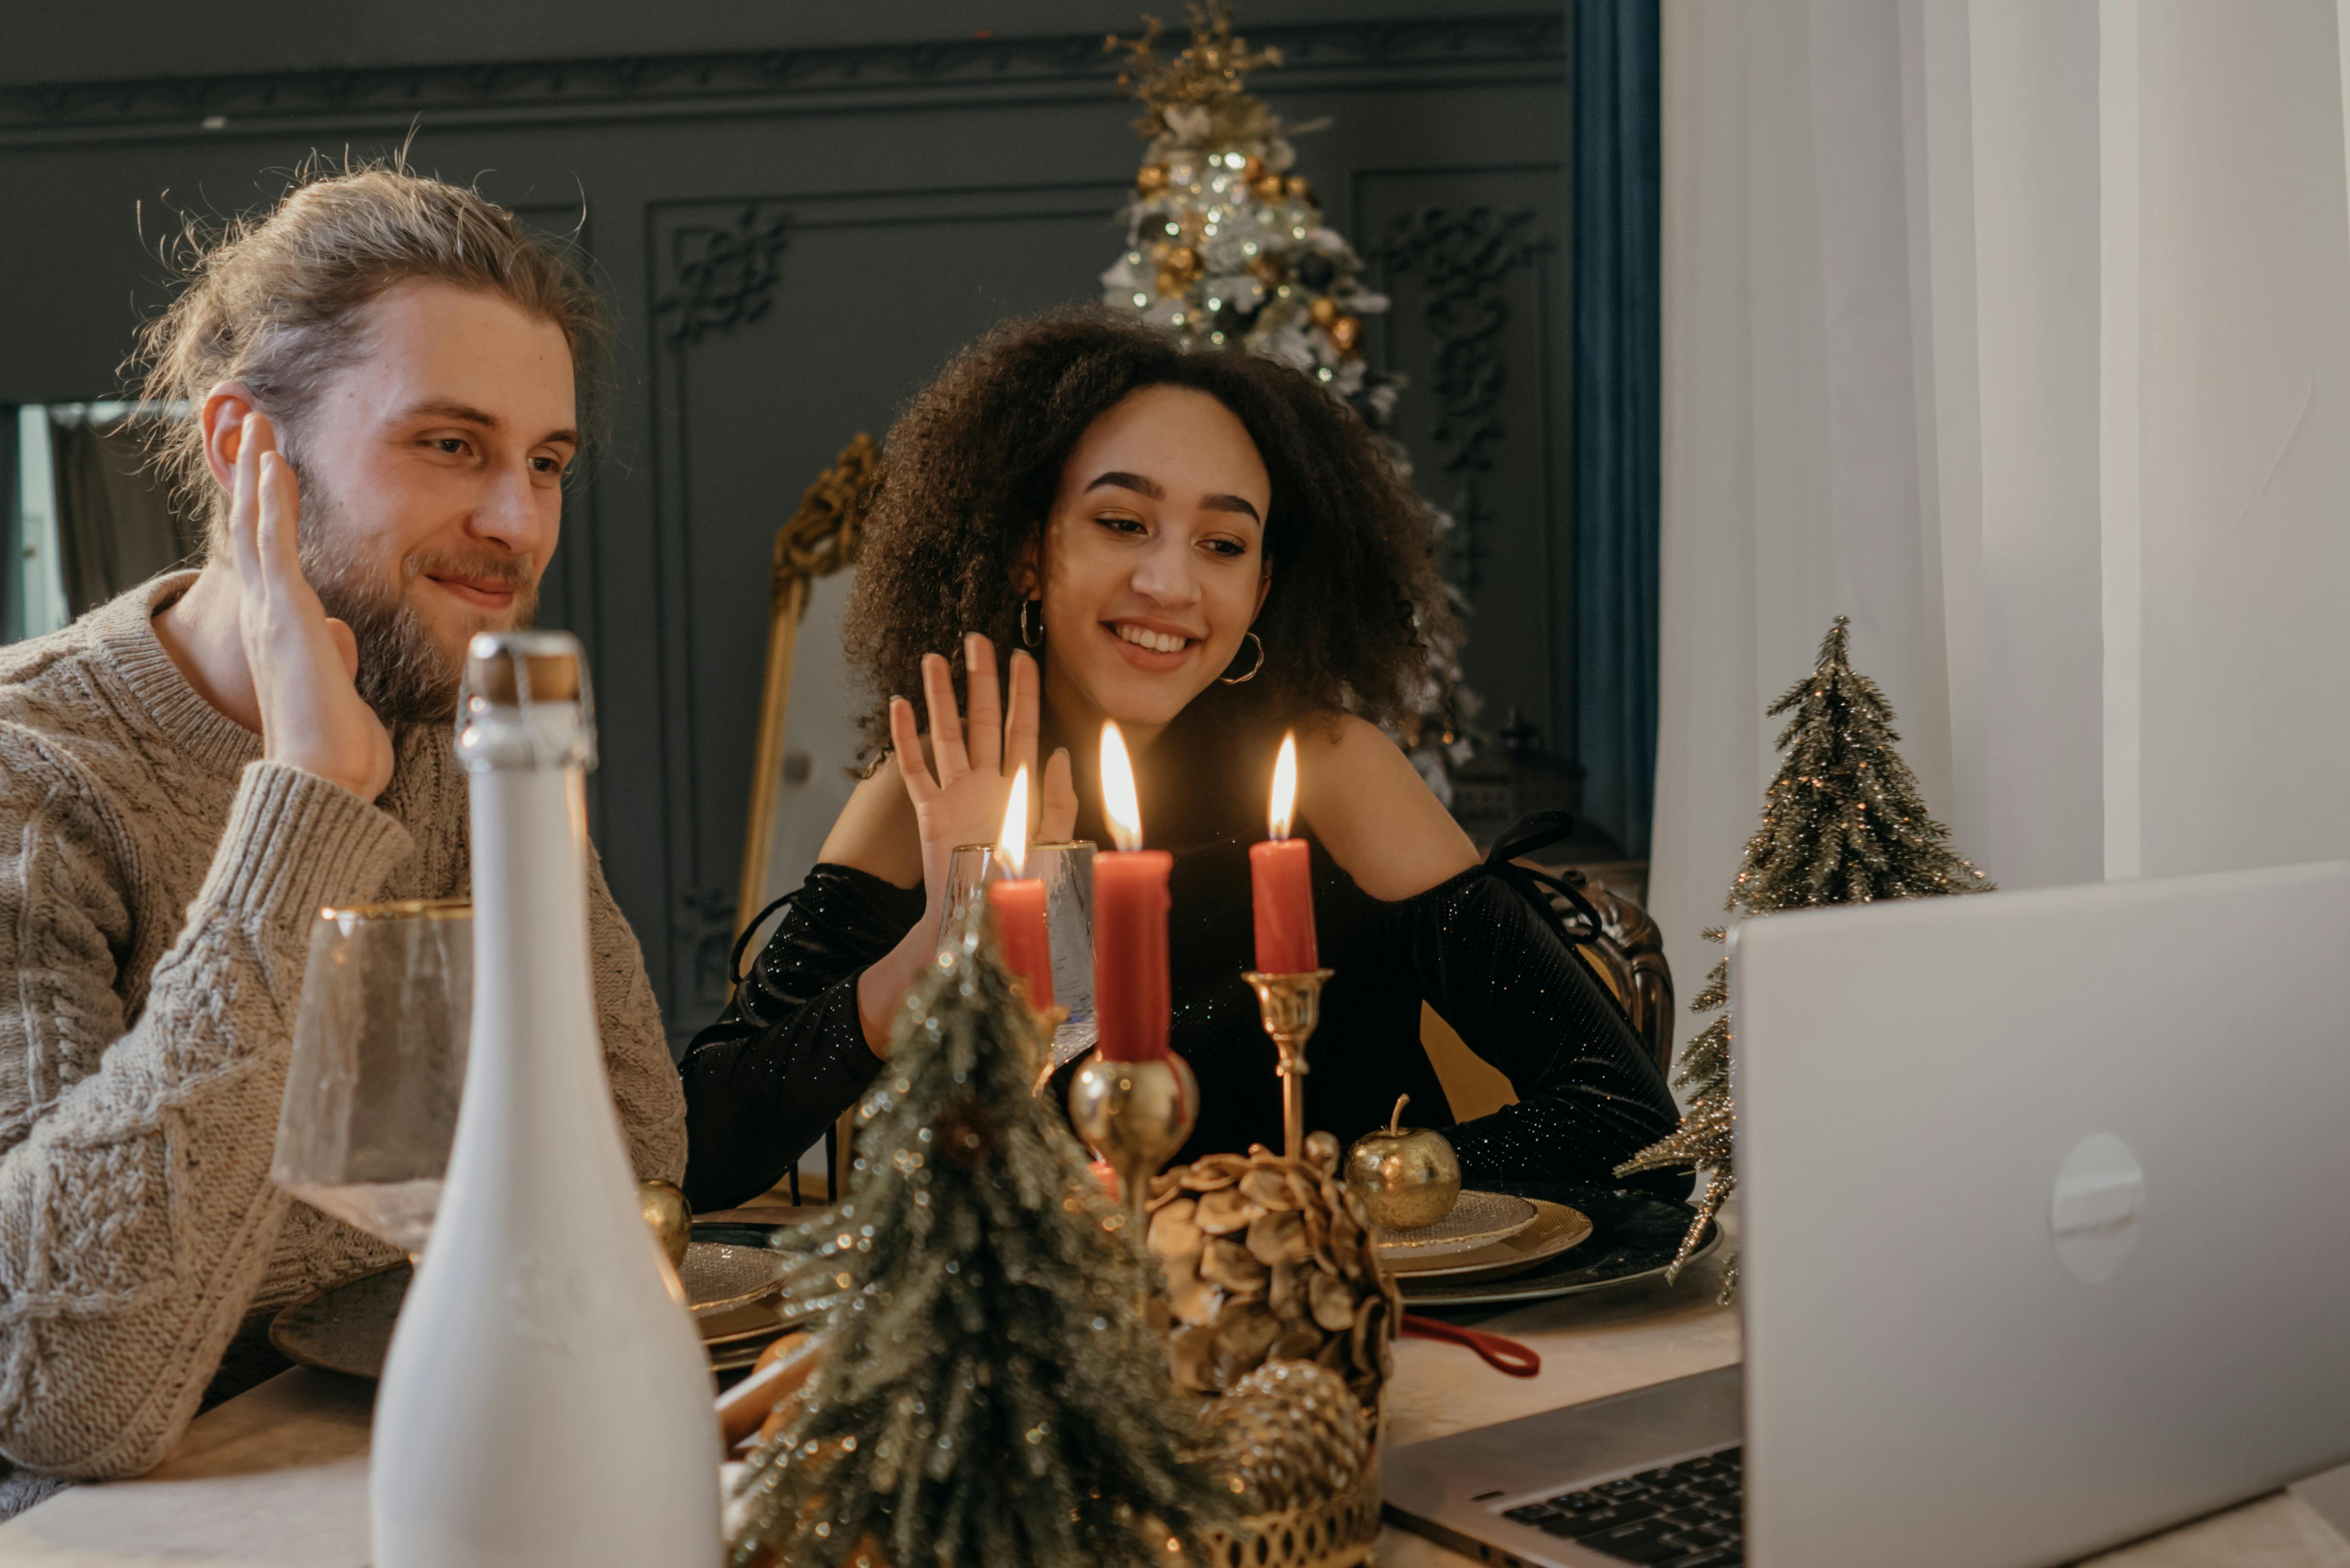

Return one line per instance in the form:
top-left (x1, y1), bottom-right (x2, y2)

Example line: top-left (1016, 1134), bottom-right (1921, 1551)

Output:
top-left (888, 634), bottom-right (1078, 905)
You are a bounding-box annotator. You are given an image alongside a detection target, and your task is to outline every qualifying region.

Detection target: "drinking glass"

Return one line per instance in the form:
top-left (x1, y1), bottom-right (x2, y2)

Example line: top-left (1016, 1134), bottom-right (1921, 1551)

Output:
top-left (939, 840), bottom-right (1098, 1070)
top-left (272, 899), bottom-right (472, 1256)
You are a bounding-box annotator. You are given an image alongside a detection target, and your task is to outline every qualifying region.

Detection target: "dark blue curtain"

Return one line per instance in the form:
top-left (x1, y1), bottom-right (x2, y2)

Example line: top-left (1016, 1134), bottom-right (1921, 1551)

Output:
top-left (1571, 0), bottom-right (1662, 860)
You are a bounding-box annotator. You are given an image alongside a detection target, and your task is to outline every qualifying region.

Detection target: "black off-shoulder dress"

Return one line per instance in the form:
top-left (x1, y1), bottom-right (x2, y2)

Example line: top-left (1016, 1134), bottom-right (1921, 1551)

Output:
top-left (678, 810), bottom-right (1688, 1213)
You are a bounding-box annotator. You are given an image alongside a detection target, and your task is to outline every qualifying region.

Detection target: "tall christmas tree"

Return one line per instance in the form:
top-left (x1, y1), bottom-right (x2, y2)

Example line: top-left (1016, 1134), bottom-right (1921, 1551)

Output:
top-left (727, 913), bottom-right (1228, 1567)
top-left (1099, 2), bottom-right (1479, 793)
top-left (1619, 617), bottom-right (1993, 1298)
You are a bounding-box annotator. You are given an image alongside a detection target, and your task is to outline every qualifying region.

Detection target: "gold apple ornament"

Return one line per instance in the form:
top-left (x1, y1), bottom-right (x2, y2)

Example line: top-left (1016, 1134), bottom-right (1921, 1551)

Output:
top-left (1343, 1095), bottom-right (1463, 1231)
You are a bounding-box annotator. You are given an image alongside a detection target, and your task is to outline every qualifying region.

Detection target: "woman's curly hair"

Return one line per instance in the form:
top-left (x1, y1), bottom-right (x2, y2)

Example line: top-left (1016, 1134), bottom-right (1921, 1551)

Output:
top-left (844, 307), bottom-right (1455, 756)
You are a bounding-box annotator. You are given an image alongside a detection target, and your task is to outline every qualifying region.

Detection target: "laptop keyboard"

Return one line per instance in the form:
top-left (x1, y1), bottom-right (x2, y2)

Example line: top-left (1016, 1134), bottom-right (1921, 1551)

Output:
top-left (1499, 1447), bottom-right (1743, 1566)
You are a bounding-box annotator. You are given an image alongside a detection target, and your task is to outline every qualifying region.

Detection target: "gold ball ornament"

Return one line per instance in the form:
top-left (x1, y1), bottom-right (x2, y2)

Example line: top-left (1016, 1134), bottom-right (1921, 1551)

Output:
top-left (1136, 163), bottom-right (1170, 194)
top-left (1251, 174), bottom-right (1288, 203)
top-left (634, 1178), bottom-right (691, 1268)
top-left (1308, 296), bottom-right (1341, 329)
top-left (1286, 175), bottom-right (1314, 201)
top-left (1341, 1096), bottom-right (1461, 1231)
top-left (1239, 154), bottom-right (1268, 184)
top-left (1327, 315), bottom-right (1363, 357)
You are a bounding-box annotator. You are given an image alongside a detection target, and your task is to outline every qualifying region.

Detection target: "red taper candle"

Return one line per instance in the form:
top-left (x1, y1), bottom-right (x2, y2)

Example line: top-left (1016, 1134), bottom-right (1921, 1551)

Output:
top-left (984, 766), bottom-right (1055, 1012)
top-left (1093, 723), bottom-right (1171, 1061)
top-left (1250, 732), bottom-right (1318, 973)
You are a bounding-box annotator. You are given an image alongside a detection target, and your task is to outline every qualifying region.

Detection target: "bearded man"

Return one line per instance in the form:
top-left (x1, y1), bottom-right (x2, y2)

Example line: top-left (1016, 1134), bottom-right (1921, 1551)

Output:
top-left (0, 165), bottom-right (684, 1506)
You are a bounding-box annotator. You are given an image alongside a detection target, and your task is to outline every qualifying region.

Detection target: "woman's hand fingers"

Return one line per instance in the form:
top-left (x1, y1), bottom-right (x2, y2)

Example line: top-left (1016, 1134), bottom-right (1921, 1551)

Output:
top-left (1004, 648), bottom-right (1042, 786)
top-left (888, 696), bottom-right (938, 804)
top-left (1039, 746), bottom-right (1078, 841)
top-left (963, 634), bottom-right (1003, 774)
top-left (919, 652), bottom-right (968, 783)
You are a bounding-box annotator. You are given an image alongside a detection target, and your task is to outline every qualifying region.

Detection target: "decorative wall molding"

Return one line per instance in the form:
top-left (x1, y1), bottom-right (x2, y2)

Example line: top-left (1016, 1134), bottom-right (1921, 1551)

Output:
top-left (1372, 205), bottom-right (1550, 595)
top-left (0, 15), bottom-right (1563, 140)
top-left (656, 204), bottom-right (793, 346)
top-left (640, 183), bottom-right (1128, 1022)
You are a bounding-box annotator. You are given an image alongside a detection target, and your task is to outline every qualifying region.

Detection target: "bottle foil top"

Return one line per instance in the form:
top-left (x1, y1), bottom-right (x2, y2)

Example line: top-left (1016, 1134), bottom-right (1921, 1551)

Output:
top-left (458, 631), bottom-right (597, 773)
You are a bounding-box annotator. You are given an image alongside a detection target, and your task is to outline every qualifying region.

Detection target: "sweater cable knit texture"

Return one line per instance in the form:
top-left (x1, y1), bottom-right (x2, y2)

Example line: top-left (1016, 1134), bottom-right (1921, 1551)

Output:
top-left (0, 573), bottom-right (686, 1500)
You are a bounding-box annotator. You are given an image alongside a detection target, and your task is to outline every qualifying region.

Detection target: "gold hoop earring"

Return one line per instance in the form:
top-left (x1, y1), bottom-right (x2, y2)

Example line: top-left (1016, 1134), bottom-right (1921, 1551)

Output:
top-left (1219, 631), bottom-right (1266, 685)
top-left (1020, 598), bottom-right (1043, 649)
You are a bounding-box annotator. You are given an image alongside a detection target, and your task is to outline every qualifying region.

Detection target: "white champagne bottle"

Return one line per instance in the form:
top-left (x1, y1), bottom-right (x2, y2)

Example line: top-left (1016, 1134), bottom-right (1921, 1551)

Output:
top-left (372, 631), bottom-right (721, 1566)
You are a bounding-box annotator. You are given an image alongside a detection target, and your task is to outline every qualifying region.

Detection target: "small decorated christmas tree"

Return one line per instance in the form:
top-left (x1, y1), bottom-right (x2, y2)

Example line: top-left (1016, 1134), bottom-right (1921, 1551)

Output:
top-left (1620, 617), bottom-right (1993, 1298)
top-left (1099, 3), bottom-right (1478, 792)
top-left (727, 914), bottom-right (1228, 1567)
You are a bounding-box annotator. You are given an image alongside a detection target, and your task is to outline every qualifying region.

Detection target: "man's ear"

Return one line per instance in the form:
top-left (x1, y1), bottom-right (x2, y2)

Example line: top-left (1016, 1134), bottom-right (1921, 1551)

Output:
top-left (199, 383), bottom-right (259, 494)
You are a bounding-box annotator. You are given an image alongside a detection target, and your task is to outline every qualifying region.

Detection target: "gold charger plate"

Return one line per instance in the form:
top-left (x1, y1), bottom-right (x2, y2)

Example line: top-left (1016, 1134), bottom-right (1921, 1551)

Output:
top-left (1376, 1197), bottom-right (1593, 1283)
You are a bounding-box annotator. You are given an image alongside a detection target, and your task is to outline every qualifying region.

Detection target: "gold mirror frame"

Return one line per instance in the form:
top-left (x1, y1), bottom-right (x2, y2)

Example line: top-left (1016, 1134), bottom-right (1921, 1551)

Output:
top-left (735, 435), bottom-right (881, 1206)
top-left (735, 434), bottom-right (882, 937)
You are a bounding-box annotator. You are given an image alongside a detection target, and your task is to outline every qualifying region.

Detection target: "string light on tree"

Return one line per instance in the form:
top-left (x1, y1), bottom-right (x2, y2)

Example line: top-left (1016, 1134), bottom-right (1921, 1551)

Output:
top-left (1618, 617), bottom-right (1993, 1299)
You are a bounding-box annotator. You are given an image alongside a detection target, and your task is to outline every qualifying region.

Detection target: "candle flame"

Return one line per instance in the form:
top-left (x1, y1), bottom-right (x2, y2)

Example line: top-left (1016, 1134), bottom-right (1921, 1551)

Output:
top-left (996, 765), bottom-right (1031, 877)
top-left (1269, 731), bottom-right (1299, 841)
top-left (1100, 722), bottom-right (1143, 852)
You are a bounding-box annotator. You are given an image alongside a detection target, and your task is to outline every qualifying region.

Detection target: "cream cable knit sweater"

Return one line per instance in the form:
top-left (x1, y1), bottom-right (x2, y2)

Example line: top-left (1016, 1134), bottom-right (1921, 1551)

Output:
top-left (0, 574), bottom-right (686, 1499)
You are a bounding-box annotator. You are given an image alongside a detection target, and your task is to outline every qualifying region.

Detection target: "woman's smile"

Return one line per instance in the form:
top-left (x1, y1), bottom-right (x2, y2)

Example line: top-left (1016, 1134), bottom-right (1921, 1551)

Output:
top-left (1107, 617), bottom-right (1201, 666)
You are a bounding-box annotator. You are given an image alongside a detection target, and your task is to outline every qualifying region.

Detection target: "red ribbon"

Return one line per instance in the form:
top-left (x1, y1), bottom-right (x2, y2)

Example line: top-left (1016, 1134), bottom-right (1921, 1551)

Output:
top-left (1400, 1314), bottom-right (1541, 1377)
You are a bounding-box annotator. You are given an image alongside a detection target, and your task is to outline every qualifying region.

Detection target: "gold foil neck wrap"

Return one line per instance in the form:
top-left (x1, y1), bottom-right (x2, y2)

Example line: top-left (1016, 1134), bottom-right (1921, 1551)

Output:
top-left (464, 649), bottom-right (581, 705)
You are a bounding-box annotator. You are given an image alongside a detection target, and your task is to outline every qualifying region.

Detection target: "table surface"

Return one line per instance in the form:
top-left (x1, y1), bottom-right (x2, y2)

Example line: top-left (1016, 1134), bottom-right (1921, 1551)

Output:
top-left (1, 1211), bottom-right (2342, 1568)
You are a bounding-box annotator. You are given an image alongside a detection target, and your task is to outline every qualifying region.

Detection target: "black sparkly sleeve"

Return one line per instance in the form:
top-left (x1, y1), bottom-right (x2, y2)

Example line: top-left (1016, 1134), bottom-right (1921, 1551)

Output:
top-left (678, 864), bottom-right (924, 1210)
top-left (1396, 865), bottom-right (1689, 1196)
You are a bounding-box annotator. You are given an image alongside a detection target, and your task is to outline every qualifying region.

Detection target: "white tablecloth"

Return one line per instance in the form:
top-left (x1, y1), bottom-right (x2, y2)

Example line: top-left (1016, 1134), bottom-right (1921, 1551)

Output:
top-left (0, 1226), bottom-right (2339, 1566)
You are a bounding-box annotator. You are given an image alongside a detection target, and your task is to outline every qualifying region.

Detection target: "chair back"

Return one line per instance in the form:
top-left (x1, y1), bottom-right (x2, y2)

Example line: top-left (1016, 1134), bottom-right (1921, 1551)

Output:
top-left (1548, 877), bottom-right (1677, 1077)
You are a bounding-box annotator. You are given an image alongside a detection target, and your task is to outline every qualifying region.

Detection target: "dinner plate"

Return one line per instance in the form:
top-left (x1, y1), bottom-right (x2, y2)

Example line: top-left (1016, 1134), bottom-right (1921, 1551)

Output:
top-left (1377, 1197), bottom-right (1592, 1282)
top-left (271, 1223), bottom-right (804, 1379)
top-left (1396, 1184), bottom-right (1724, 1310)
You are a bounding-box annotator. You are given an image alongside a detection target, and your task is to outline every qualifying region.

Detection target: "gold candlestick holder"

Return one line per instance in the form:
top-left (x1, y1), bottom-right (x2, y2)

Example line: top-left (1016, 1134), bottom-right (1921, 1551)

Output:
top-left (1068, 1050), bottom-right (1199, 1222)
top-left (1242, 968), bottom-right (1335, 1160)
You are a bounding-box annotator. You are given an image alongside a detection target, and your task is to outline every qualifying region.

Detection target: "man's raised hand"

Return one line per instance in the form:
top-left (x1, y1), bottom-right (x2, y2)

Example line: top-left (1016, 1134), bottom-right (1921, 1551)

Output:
top-left (226, 412), bottom-right (394, 802)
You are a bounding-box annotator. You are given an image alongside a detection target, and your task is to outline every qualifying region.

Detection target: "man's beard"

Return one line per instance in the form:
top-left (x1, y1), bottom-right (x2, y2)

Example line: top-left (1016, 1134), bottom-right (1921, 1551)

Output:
top-left (296, 486), bottom-right (538, 728)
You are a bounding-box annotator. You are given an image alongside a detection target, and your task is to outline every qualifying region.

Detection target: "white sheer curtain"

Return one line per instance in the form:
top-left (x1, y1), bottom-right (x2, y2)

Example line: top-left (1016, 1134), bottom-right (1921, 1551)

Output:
top-left (1650, 0), bottom-right (2350, 1047)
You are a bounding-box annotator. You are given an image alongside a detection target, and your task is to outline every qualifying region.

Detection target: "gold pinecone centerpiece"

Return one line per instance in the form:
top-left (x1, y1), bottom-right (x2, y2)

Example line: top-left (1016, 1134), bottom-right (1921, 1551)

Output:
top-left (1144, 1135), bottom-right (1400, 1409)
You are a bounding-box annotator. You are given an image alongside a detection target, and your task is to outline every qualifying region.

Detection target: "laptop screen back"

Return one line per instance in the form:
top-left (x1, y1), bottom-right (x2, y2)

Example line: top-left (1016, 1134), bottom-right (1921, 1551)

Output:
top-left (1735, 861), bottom-right (2350, 1568)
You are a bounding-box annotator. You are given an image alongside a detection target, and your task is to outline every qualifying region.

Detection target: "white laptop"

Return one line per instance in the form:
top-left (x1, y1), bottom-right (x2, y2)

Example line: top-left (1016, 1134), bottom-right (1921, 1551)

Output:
top-left (1385, 860), bottom-right (2350, 1567)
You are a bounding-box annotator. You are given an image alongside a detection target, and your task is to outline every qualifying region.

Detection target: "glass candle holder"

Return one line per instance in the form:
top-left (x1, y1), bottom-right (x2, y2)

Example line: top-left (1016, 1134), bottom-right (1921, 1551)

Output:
top-left (940, 839), bottom-right (1097, 1070)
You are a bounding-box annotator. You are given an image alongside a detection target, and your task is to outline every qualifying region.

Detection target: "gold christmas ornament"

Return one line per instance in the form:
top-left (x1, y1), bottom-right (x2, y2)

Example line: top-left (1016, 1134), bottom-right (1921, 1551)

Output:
top-left (1286, 174), bottom-right (1314, 201)
top-left (1341, 1095), bottom-right (1461, 1232)
top-left (1239, 154), bottom-right (1268, 184)
top-left (1327, 315), bottom-right (1362, 356)
top-left (633, 1178), bottom-right (691, 1269)
top-left (1106, 2), bottom-right (1285, 146)
top-left (1251, 173), bottom-right (1288, 203)
top-left (1144, 1141), bottom-right (1399, 1408)
top-left (1136, 163), bottom-right (1170, 193)
top-left (1307, 296), bottom-right (1340, 329)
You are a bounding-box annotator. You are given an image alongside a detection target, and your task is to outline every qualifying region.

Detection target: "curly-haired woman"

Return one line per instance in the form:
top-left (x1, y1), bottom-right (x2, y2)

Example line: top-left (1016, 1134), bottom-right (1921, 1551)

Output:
top-left (679, 309), bottom-right (1682, 1211)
